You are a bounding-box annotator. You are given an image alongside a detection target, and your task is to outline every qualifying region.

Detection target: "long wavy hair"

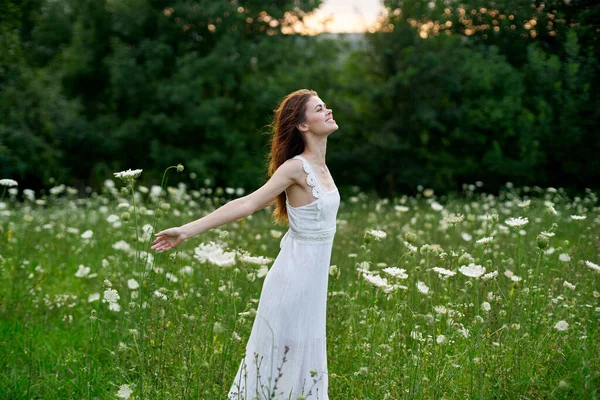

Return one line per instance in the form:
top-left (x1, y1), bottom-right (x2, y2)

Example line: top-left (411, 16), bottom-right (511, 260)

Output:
top-left (266, 89), bottom-right (317, 224)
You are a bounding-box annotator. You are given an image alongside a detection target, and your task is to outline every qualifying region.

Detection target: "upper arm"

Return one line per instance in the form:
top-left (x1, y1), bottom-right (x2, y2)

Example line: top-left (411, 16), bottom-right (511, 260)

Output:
top-left (241, 159), bottom-right (302, 215)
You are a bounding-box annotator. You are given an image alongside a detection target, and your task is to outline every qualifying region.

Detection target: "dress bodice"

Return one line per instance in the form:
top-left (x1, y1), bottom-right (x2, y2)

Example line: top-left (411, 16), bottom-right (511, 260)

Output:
top-left (280, 155), bottom-right (340, 247)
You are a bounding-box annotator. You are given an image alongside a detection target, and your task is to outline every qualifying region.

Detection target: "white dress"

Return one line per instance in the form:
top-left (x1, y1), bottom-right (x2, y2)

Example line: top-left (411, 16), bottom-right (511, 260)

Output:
top-left (228, 155), bottom-right (340, 400)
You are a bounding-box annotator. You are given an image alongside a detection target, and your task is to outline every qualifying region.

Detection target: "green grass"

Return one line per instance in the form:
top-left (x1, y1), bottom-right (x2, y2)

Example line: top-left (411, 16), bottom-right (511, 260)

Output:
top-left (0, 181), bottom-right (599, 399)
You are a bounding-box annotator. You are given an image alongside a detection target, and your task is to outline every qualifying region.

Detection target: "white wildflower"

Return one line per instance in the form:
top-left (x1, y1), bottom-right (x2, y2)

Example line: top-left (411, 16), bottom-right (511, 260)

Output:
top-left (116, 383), bottom-right (133, 399)
top-left (570, 215), bottom-right (586, 220)
top-left (443, 212), bottom-right (464, 224)
top-left (558, 253), bottom-right (571, 262)
top-left (362, 273), bottom-right (389, 289)
top-left (476, 236), bottom-right (494, 244)
top-left (112, 240), bottom-right (132, 252)
top-left (113, 169), bottom-right (143, 181)
top-left (88, 293), bottom-right (100, 303)
top-left (238, 253), bottom-right (272, 266)
top-left (482, 271), bottom-right (498, 280)
top-left (257, 265), bottom-right (269, 278)
top-left (153, 290), bottom-right (168, 300)
top-left (432, 267), bottom-right (456, 278)
top-left (75, 265), bottom-right (91, 278)
top-left (81, 230), bottom-right (93, 239)
top-left (585, 260), bottom-right (600, 273)
top-left (554, 320), bottom-right (569, 332)
top-left (459, 263), bottom-right (486, 278)
top-left (417, 281), bottom-right (429, 295)
top-left (461, 232), bottom-right (472, 241)
top-left (517, 200), bottom-right (531, 207)
top-left (382, 267), bottom-right (408, 279)
top-left (563, 281), bottom-right (576, 290)
top-left (436, 335), bottom-right (446, 344)
top-left (208, 251), bottom-right (236, 267)
top-left (434, 305), bottom-right (447, 314)
top-left (481, 302), bottom-right (491, 312)
top-left (102, 289), bottom-right (120, 304)
top-left (127, 279), bottom-right (139, 290)
top-left (431, 202), bottom-right (444, 211)
top-left (505, 217), bottom-right (529, 228)
top-left (365, 229), bottom-right (387, 241)
top-left (0, 179), bottom-right (18, 187)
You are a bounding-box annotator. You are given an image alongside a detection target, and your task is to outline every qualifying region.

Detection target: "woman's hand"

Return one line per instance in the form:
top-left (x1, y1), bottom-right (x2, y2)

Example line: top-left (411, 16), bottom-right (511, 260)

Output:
top-left (151, 227), bottom-right (187, 252)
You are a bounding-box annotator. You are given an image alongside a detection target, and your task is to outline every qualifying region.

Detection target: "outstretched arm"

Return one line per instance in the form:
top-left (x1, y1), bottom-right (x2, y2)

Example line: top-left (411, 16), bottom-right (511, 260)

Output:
top-left (151, 159), bottom-right (300, 252)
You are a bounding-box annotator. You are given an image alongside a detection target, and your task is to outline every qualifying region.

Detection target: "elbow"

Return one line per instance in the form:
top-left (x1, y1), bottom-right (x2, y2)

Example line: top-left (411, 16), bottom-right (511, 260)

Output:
top-left (239, 197), bottom-right (255, 219)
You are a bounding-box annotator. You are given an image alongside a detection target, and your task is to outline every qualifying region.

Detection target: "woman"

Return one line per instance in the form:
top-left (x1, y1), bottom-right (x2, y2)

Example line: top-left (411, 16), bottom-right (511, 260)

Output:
top-left (151, 89), bottom-right (340, 399)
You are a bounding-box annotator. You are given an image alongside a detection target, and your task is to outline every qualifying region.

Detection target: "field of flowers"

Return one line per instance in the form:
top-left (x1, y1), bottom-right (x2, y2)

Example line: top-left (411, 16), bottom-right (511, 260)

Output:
top-left (0, 172), bottom-right (599, 399)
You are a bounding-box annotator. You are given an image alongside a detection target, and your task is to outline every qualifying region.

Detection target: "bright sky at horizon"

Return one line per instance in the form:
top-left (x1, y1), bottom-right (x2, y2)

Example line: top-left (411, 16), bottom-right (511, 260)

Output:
top-left (303, 0), bottom-right (385, 34)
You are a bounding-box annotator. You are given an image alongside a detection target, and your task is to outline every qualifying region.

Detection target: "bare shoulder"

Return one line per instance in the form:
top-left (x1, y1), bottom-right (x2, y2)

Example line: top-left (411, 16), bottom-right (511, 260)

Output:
top-left (278, 157), bottom-right (305, 185)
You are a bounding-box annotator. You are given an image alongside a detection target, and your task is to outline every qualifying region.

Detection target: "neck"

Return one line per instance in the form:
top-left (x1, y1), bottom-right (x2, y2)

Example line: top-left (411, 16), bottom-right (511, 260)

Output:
top-left (302, 137), bottom-right (328, 168)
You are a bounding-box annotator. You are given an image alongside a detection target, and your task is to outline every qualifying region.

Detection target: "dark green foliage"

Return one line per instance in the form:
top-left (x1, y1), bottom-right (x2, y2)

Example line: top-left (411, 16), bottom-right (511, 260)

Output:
top-left (0, 0), bottom-right (598, 194)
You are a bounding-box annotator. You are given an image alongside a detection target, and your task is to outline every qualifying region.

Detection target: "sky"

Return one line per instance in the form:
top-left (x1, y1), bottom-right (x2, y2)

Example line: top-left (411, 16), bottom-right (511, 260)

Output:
top-left (303, 0), bottom-right (385, 34)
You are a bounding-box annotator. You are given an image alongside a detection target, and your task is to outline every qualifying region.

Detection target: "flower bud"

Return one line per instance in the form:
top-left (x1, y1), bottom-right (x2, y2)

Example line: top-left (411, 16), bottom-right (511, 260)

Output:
top-left (120, 211), bottom-right (130, 221)
top-left (405, 232), bottom-right (417, 244)
top-left (536, 234), bottom-right (549, 249)
top-left (177, 163), bottom-right (184, 172)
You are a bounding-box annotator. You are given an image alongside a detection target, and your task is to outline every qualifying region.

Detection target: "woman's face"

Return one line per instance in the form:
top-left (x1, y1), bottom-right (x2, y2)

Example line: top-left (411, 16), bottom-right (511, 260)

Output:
top-left (300, 96), bottom-right (338, 136)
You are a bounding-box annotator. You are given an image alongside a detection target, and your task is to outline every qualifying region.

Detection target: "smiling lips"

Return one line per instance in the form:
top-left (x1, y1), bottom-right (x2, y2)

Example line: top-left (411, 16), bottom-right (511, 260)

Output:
top-left (326, 115), bottom-right (335, 122)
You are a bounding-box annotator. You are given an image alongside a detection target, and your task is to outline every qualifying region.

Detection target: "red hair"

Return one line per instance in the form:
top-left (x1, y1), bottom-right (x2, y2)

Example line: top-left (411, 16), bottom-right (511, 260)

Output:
top-left (266, 89), bottom-right (318, 224)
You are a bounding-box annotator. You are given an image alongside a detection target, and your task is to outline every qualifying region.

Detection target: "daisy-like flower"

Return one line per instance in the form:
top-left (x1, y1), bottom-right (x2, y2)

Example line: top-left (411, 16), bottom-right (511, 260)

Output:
top-left (459, 263), bottom-right (486, 278)
top-left (517, 200), bottom-right (531, 208)
top-left (443, 212), bottom-right (464, 224)
top-left (0, 179), bottom-right (18, 187)
top-left (113, 169), bottom-right (143, 182)
top-left (558, 253), bottom-right (571, 262)
top-left (75, 265), bottom-right (91, 278)
top-left (116, 383), bottom-right (133, 399)
top-left (208, 251), bottom-right (236, 267)
top-left (432, 267), bottom-right (456, 278)
top-left (404, 241), bottom-right (417, 253)
top-left (505, 217), bottom-right (529, 228)
top-left (238, 252), bottom-right (273, 266)
top-left (103, 288), bottom-right (120, 304)
top-left (153, 290), bottom-right (168, 300)
top-left (434, 305), bottom-right (447, 314)
top-left (431, 202), bottom-right (444, 211)
top-left (382, 267), bottom-right (408, 279)
top-left (436, 335), bottom-right (446, 344)
top-left (88, 293), bottom-right (101, 303)
top-left (416, 281), bottom-right (429, 295)
top-left (546, 203), bottom-right (558, 216)
top-left (476, 236), bottom-right (494, 244)
top-left (365, 229), bottom-right (387, 241)
top-left (461, 232), bottom-right (472, 241)
top-left (585, 260), bottom-right (600, 273)
top-left (257, 265), bottom-right (269, 278)
top-left (482, 271), bottom-right (498, 281)
top-left (481, 302), bottom-right (491, 312)
top-left (570, 215), bottom-right (586, 220)
top-left (127, 279), bottom-right (139, 290)
top-left (563, 281), bottom-right (576, 290)
top-left (362, 273), bottom-right (389, 289)
top-left (554, 320), bottom-right (569, 332)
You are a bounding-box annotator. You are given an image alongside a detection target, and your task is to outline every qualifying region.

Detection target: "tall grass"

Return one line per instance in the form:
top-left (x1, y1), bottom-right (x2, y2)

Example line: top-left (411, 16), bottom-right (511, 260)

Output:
top-left (0, 179), bottom-right (598, 399)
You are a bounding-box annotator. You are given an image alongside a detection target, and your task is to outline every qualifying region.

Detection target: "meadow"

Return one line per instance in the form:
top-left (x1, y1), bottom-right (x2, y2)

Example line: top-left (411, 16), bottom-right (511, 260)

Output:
top-left (0, 172), bottom-right (599, 399)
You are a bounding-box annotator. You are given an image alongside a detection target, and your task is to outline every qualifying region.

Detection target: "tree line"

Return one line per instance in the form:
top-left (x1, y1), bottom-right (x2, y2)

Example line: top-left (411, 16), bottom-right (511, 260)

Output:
top-left (1, 0), bottom-right (598, 196)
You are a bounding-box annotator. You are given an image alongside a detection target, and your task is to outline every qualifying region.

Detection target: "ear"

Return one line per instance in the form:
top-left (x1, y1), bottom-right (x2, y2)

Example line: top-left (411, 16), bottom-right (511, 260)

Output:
top-left (297, 122), bottom-right (309, 132)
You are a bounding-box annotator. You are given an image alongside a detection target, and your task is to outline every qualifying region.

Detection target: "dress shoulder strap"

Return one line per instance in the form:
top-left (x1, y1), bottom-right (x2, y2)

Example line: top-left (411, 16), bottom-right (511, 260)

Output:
top-left (292, 155), bottom-right (323, 199)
